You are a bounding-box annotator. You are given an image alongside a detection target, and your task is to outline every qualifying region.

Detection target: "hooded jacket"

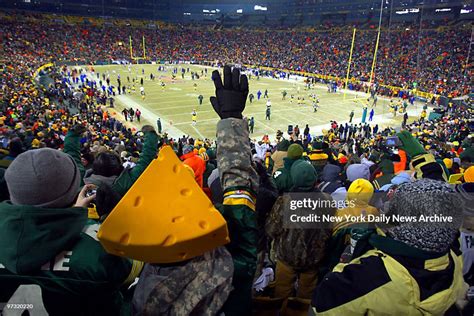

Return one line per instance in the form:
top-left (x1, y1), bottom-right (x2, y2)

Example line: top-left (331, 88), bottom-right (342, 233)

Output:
top-left (266, 193), bottom-right (334, 271)
top-left (266, 161), bottom-right (334, 270)
top-left (0, 202), bottom-right (140, 316)
top-left (181, 151), bottom-right (206, 188)
top-left (273, 157), bottom-right (300, 194)
top-left (318, 164), bottom-right (343, 194)
top-left (312, 231), bottom-right (466, 315)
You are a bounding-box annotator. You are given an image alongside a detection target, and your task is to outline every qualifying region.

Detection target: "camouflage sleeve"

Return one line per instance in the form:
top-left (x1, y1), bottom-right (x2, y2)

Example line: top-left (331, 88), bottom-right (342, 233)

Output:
top-left (216, 118), bottom-right (259, 194)
top-left (216, 118), bottom-right (259, 316)
top-left (265, 196), bottom-right (284, 239)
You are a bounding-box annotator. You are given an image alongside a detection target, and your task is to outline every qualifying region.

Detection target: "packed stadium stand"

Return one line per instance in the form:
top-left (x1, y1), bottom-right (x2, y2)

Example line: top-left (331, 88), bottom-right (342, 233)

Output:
top-left (0, 0), bottom-right (473, 315)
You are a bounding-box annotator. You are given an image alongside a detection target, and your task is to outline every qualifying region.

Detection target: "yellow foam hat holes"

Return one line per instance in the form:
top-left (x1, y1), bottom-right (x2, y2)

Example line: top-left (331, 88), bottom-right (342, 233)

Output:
top-left (97, 146), bottom-right (229, 263)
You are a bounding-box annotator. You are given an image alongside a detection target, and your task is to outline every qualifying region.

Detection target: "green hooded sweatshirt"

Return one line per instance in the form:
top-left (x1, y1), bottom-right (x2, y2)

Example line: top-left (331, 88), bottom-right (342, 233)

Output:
top-left (0, 202), bottom-right (136, 316)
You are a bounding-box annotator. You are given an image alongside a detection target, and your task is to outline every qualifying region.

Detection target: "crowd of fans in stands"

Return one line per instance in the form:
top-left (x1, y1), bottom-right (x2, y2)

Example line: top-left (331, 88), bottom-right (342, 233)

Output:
top-left (0, 12), bottom-right (473, 316)
top-left (1, 14), bottom-right (471, 96)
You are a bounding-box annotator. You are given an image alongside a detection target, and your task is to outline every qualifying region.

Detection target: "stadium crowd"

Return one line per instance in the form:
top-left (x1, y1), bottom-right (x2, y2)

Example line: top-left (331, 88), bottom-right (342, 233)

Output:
top-left (0, 14), bottom-right (471, 96)
top-left (0, 11), bottom-right (474, 316)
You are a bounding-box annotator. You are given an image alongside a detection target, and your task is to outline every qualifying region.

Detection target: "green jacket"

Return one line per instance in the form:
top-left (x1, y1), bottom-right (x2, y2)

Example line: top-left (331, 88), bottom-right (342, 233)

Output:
top-left (372, 159), bottom-right (394, 190)
top-left (0, 202), bottom-right (140, 316)
top-left (216, 118), bottom-right (259, 316)
top-left (113, 132), bottom-right (158, 196)
top-left (273, 157), bottom-right (299, 194)
top-left (63, 131), bottom-right (86, 186)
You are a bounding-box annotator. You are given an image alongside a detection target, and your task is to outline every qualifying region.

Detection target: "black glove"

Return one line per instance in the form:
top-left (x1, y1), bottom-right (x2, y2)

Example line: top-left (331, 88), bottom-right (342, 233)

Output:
top-left (210, 65), bottom-right (249, 119)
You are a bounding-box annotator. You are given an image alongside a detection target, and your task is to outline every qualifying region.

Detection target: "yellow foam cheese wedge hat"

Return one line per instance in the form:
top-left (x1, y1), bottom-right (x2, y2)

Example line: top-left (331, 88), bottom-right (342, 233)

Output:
top-left (97, 146), bottom-right (229, 263)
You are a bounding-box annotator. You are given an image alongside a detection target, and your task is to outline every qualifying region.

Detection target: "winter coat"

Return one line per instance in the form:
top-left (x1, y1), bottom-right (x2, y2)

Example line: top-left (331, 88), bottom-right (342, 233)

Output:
top-left (181, 151), bottom-right (206, 188)
top-left (318, 164), bottom-right (343, 194)
top-left (312, 231), bottom-right (466, 315)
top-left (266, 193), bottom-right (334, 270)
top-left (0, 202), bottom-right (140, 316)
top-left (273, 157), bottom-right (299, 194)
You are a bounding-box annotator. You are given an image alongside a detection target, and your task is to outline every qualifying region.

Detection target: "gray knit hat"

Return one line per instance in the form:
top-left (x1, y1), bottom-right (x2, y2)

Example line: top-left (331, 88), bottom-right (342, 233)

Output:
top-left (5, 148), bottom-right (81, 208)
top-left (384, 179), bottom-right (462, 253)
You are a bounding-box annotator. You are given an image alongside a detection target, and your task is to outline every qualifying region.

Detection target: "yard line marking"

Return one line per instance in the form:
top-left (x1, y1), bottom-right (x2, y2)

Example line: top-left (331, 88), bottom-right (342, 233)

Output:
top-left (191, 124), bottom-right (206, 139)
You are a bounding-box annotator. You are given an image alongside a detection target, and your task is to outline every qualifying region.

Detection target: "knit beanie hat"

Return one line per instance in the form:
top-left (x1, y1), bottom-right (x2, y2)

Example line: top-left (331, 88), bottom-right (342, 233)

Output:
top-left (347, 179), bottom-right (374, 204)
top-left (287, 144), bottom-right (304, 160)
top-left (290, 160), bottom-right (316, 191)
top-left (346, 163), bottom-right (370, 182)
top-left (276, 139), bottom-right (290, 151)
top-left (5, 148), bottom-right (81, 208)
top-left (464, 166), bottom-right (474, 183)
top-left (384, 179), bottom-right (462, 253)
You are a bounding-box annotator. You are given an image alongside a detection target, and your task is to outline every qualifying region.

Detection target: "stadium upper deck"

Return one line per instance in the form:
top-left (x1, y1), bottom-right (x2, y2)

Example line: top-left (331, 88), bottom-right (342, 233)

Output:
top-left (1, 11), bottom-right (471, 97)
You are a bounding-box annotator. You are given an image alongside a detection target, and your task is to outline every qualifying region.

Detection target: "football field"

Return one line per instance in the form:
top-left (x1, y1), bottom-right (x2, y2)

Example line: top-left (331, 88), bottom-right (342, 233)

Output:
top-left (88, 64), bottom-right (424, 139)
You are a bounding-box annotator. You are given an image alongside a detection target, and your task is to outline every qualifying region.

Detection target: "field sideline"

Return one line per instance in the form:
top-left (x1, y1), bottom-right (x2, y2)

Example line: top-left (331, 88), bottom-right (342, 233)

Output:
top-left (87, 64), bottom-right (424, 139)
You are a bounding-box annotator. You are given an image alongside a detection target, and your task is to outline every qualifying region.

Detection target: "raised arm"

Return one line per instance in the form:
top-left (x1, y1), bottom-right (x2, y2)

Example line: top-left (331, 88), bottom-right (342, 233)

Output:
top-left (211, 65), bottom-right (259, 316)
top-left (64, 124), bottom-right (86, 185)
top-left (113, 126), bottom-right (159, 196)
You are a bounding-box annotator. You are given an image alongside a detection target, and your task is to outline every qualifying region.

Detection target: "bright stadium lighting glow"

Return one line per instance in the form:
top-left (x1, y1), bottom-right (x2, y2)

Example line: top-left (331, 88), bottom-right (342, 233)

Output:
top-left (460, 9), bottom-right (472, 14)
top-left (216, 9), bottom-right (220, 12)
top-left (254, 5), bottom-right (268, 11)
top-left (183, 12), bottom-right (191, 16)
top-left (395, 8), bottom-right (419, 14)
top-left (211, 10), bottom-right (216, 13)
top-left (236, 9), bottom-right (243, 13)
top-left (435, 8), bottom-right (452, 12)
top-left (203, 9), bottom-right (209, 13)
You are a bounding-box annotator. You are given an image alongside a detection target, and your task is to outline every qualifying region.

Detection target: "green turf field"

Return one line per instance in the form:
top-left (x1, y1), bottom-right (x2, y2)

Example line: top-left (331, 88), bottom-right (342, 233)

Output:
top-left (89, 64), bottom-right (424, 139)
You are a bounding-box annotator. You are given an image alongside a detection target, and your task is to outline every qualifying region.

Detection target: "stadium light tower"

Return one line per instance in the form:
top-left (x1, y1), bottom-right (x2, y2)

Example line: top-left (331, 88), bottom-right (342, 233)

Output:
top-left (367, 0), bottom-right (385, 93)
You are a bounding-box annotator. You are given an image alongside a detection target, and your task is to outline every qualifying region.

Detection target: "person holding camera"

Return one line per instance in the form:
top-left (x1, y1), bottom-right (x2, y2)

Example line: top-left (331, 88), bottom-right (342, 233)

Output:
top-left (0, 126), bottom-right (142, 315)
